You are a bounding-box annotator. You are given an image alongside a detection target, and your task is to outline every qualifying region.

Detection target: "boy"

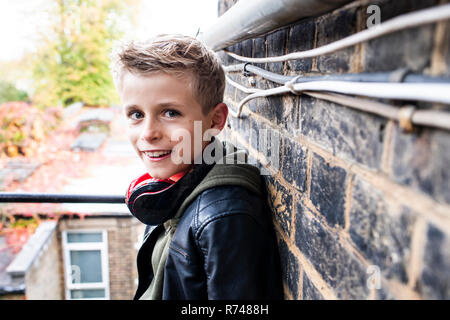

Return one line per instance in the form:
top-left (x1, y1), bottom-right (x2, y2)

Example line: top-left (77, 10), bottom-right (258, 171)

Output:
top-left (110, 34), bottom-right (283, 300)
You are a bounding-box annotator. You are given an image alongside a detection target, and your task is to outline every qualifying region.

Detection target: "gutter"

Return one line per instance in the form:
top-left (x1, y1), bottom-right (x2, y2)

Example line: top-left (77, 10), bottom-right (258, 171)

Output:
top-left (200, 0), bottom-right (352, 51)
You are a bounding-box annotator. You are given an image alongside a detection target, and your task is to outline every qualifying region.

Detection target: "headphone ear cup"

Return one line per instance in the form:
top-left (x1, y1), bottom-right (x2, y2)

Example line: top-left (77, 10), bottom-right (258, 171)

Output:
top-left (126, 181), bottom-right (175, 225)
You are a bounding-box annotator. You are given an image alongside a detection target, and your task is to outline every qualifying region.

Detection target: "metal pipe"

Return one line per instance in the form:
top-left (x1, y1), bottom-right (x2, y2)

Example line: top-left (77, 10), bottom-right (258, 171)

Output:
top-left (200, 0), bottom-right (351, 51)
top-left (223, 4), bottom-right (450, 62)
top-left (0, 192), bottom-right (125, 203)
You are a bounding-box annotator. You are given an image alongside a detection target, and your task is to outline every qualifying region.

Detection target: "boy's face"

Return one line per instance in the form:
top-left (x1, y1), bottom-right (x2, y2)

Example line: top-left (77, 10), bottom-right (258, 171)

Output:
top-left (119, 71), bottom-right (226, 180)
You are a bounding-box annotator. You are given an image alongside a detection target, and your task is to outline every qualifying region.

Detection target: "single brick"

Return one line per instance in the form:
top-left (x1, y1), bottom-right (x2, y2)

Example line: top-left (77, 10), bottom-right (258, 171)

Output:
top-left (277, 239), bottom-right (300, 299)
top-left (252, 36), bottom-right (267, 70)
top-left (364, 26), bottom-right (435, 72)
top-left (249, 116), bottom-right (260, 151)
top-left (240, 116), bottom-right (251, 143)
top-left (232, 73), bottom-right (248, 102)
top-left (310, 153), bottom-right (347, 228)
top-left (368, 0), bottom-right (439, 21)
top-left (246, 72), bottom-right (283, 123)
top-left (417, 223), bottom-right (450, 299)
top-left (241, 38), bottom-right (253, 59)
top-left (349, 176), bottom-right (415, 284)
top-left (287, 18), bottom-right (315, 73)
top-left (217, 51), bottom-right (231, 69)
top-left (219, 47), bottom-right (234, 67)
top-left (280, 95), bottom-right (301, 136)
top-left (391, 126), bottom-right (450, 205)
top-left (256, 126), bottom-right (282, 173)
top-left (230, 41), bottom-right (242, 56)
top-left (265, 175), bottom-right (293, 239)
top-left (281, 136), bottom-right (307, 192)
top-left (223, 72), bottom-right (236, 99)
top-left (316, 7), bottom-right (357, 73)
top-left (295, 203), bottom-right (370, 299)
top-left (363, 0), bottom-right (438, 72)
top-left (300, 95), bottom-right (386, 170)
top-left (266, 29), bottom-right (287, 74)
top-left (302, 272), bottom-right (324, 300)
top-left (223, 42), bottom-right (242, 66)
top-left (231, 111), bottom-right (250, 143)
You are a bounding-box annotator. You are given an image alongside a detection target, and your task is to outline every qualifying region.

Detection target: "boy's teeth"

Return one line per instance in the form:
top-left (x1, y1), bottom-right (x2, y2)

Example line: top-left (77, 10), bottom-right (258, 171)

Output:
top-left (146, 150), bottom-right (171, 157)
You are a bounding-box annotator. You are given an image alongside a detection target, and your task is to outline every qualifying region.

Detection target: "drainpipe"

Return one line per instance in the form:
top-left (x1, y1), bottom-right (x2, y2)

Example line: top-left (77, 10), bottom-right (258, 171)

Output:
top-left (200, 0), bottom-right (352, 51)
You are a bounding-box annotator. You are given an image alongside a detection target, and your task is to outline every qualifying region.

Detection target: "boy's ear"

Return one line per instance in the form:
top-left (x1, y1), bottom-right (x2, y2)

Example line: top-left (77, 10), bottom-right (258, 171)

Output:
top-left (209, 103), bottom-right (228, 131)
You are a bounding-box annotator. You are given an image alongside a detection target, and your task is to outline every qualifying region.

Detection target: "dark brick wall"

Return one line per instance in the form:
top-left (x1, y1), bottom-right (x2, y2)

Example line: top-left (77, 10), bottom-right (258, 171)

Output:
top-left (219, 0), bottom-right (450, 299)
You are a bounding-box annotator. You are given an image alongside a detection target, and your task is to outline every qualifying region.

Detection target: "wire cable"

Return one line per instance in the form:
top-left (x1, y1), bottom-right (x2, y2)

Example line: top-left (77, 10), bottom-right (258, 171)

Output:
top-left (224, 64), bottom-right (450, 85)
top-left (304, 92), bottom-right (450, 131)
top-left (233, 81), bottom-right (450, 117)
top-left (224, 3), bottom-right (450, 63)
top-left (225, 78), bottom-right (450, 131)
top-left (225, 75), bottom-right (261, 94)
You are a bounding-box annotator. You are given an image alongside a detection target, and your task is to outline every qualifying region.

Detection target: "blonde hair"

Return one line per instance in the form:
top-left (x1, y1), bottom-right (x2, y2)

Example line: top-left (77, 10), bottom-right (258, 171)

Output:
top-left (110, 34), bottom-right (225, 114)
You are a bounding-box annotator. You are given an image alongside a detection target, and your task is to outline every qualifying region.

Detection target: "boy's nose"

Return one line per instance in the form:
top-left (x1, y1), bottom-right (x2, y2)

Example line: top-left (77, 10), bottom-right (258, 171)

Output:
top-left (140, 118), bottom-right (162, 142)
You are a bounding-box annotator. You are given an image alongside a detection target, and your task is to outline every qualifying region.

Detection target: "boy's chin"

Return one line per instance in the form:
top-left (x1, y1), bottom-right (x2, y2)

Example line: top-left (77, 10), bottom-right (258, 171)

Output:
top-left (146, 167), bottom-right (187, 180)
top-left (147, 170), bottom-right (173, 180)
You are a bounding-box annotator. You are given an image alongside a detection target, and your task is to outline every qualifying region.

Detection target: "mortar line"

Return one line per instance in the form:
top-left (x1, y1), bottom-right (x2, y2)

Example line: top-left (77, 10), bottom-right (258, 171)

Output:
top-left (274, 221), bottom-right (338, 300)
top-left (380, 120), bottom-right (395, 175)
top-left (381, 278), bottom-right (422, 300)
top-left (305, 150), bottom-right (313, 200)
top-left (298, 266), bottom-right (304, 300)
top-left (343, 172), bottom-right (355, 233)
top-left (430, 15), bottom-right (448, 76)
top-left (283, 283), bottom-right (294, 300)
top-left (407, 217), bottom-right (427, 290)
top-left (290, 188), bottom-right (297, 245)
top-left (311, 19), bottom-right (319, 72)
top-left (351, 5), bottom-right (365, 73)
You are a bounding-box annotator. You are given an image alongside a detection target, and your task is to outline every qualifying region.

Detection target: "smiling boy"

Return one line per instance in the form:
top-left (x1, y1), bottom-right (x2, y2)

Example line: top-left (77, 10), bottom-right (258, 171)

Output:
top-left (110, 34), bottom-right (282, 300)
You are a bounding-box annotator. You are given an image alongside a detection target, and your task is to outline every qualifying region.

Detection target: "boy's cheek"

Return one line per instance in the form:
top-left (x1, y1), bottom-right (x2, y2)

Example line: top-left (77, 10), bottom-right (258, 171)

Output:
top-left (125, 126), bottom-right (138, 146)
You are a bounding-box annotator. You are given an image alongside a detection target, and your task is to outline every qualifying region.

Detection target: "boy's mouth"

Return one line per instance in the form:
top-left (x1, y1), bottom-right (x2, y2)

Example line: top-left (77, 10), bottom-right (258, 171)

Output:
top-left (143, 150), bottom-right (172, 161)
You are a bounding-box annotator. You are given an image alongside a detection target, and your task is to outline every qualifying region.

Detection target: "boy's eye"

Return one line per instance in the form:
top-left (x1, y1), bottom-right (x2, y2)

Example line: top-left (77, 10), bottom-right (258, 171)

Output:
top-left (128, 110), bottom-right (144, 120)
top-left (164, 109), bottom-right (181, 118)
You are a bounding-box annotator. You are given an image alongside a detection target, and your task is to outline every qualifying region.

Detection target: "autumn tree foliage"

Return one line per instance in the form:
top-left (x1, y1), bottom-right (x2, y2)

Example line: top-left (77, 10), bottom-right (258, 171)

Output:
top-left (0, 101), bottom-right (62, 157)
top-left (32, 0), bottom-right (140, 108)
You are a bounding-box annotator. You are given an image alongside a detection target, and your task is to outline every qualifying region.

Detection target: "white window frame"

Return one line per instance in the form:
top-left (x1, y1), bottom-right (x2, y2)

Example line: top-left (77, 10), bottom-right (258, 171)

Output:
top-left (62, 230), bottom-right (110, 300)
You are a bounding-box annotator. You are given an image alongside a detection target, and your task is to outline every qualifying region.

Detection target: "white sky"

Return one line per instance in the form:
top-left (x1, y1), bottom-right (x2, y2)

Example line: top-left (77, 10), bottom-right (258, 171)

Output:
top-left (0, 0), bottom-right (219, 62)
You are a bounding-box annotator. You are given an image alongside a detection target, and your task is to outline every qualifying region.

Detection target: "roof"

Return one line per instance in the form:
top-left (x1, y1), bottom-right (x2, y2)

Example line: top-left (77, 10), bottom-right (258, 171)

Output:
top-left (6, 221), bottom-right (57, 277)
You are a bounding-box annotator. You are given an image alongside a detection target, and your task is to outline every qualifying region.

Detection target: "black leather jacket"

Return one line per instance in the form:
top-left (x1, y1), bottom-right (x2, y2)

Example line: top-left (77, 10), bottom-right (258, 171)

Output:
top-left (134, 184), bottom-right (283, 300)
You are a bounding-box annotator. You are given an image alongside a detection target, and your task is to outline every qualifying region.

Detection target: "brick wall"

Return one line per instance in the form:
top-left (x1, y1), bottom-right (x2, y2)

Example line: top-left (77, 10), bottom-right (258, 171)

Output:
top-left (218, 0), bottom-right (450, 299)
top-left (107, 217), bottom-right (145, 300)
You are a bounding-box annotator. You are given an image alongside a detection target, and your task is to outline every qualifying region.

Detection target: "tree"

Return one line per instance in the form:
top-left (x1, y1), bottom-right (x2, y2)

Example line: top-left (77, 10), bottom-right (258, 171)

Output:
top-left (0, 81), bottom-right (29, 105)
top-left (32, 0), bottom-right (140, 108)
